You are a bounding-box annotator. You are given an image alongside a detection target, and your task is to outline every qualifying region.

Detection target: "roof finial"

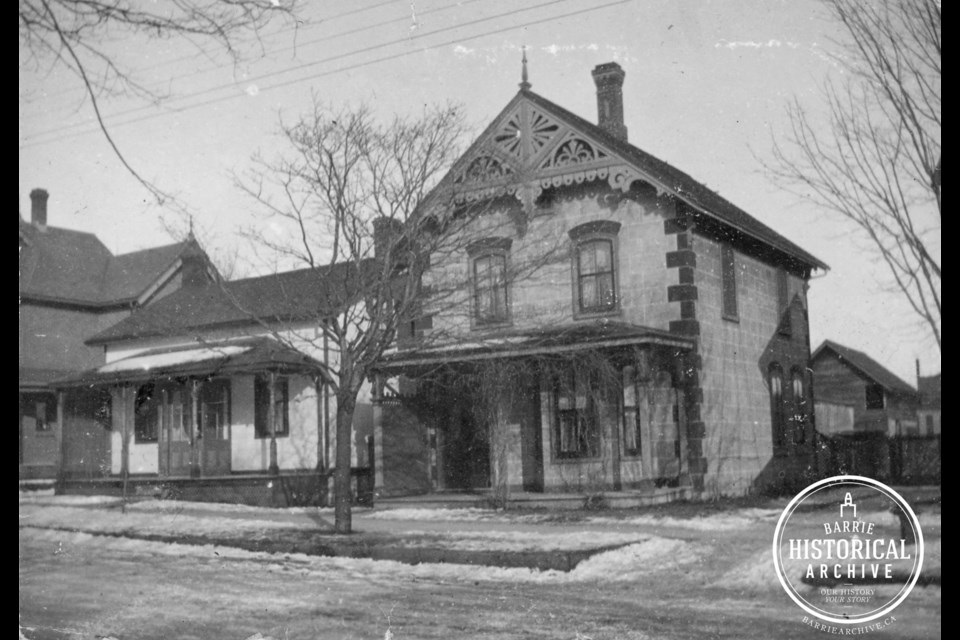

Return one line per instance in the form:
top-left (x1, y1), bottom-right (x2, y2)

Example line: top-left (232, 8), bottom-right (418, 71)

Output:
top-left (519, 45), bottom-right (531, 91)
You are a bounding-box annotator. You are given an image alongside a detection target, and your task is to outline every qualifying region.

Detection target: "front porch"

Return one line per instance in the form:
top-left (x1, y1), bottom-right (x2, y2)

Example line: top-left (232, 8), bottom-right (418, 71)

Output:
top-left (56, 467), bottom-right (374, 508)
top-left (54, 336), bottom-right (374, 507)
top-left (373, 322), bottom-right (701, 499)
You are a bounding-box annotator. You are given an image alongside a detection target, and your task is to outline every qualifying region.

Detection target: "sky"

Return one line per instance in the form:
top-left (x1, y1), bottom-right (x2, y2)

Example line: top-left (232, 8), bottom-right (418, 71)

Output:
top-left (18, 0), bottom-right (940, 385)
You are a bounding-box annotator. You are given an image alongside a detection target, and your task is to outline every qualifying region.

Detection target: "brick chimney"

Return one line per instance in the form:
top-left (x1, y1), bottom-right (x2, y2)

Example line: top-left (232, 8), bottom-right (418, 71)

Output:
top-left (29, 188), bottom-right (49, 227)
top-left (591, 62), bottom-right (628, 141)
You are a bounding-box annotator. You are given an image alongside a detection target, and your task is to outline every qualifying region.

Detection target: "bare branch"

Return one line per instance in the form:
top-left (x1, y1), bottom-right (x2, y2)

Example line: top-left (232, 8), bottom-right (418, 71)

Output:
top-left (767, 0), bottom-right (940, 351)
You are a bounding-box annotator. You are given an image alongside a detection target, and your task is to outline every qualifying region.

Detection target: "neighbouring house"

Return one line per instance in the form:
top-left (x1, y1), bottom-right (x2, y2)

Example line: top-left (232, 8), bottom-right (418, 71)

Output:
top-left (809, 339), bottom-right (934, 481)
top-left (916, 371), bottom-right (941, 436)
top-left (371, 61), bottom-right (829, 500)
top-left (56, 256), bottom-right (375, 506)
top-left (19, 188), bottom-right (208, 480)
top-left (811, 340), bottom-right (918, 436)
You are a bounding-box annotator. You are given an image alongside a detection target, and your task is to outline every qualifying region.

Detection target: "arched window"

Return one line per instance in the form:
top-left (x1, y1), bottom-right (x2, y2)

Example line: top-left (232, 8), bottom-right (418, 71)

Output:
top-left (569, 221), bottom-right (620, 316)
top-left (791, 367), bottom-right (807, 445)
top-left (769, 363), bottom-right (786, 451)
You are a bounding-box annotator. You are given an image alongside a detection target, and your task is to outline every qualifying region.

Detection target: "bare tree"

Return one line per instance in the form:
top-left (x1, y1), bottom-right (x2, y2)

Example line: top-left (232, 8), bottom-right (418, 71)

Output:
top-left (19, 0), bottom-right (297, 206)
top-left (234, 102), bottom-right (476, 533)
top-left (768, 0), bottom-right (940, 350)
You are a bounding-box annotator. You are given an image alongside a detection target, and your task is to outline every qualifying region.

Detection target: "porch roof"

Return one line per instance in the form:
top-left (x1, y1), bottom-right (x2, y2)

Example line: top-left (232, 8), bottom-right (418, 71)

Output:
top-left (376, 322), bottom-right (694, 371)
top-left (55, 337), bottom-right (322, 387)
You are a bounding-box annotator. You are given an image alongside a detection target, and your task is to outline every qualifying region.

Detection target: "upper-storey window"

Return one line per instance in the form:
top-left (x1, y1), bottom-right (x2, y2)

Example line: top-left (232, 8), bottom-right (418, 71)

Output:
top-left (468, 238), bottom-right (512, 327)
top-left (721, 243), bottom-right (738, 321)
top-left (570, 221), bottom-right (621, 316)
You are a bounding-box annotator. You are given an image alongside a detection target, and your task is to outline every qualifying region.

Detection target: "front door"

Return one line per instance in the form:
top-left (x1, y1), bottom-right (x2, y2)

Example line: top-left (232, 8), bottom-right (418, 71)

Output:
top-left (441, 400), bottom-right (490, 491)
top-left (643, 370), bottom-right (682, 486)
top-left (158, 380), bottom-right (231, 476)
top-left (198, 379), bottom-right (231, 475)
top-left (159, 384), bottom-right (193, 477)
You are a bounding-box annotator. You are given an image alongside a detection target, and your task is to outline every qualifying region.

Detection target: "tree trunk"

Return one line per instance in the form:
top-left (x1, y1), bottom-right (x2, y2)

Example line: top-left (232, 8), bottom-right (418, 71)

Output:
top-left (334, 392), bottom-right (358, 534)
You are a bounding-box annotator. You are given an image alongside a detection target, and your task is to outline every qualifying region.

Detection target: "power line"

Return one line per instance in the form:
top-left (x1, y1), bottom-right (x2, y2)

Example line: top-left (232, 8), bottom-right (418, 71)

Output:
top-left (30, 0), bottom-right (449, 105)
top-left (22, 0), bottom-right (624, 148)
top-left (22, 0), bottom-right (563, 144)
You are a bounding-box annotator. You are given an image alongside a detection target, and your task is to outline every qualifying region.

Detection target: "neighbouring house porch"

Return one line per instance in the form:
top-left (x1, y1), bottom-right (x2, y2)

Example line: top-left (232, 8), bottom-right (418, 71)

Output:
top-left (54, 337), bottom-right (373, 507)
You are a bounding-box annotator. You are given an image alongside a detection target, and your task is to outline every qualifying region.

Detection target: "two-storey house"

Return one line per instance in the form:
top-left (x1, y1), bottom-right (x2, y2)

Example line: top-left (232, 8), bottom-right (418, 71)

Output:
top-left (372, 62), bottom-right (828, 500)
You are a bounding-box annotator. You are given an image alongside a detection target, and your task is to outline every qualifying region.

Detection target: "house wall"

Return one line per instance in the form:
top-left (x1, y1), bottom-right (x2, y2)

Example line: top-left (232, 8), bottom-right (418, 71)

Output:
top-left (19, 303), bottom-right (127, 372)
top-left (425, 185), bottom-right (679, 339)
top-left (109, 387), bottom-right (159, 475)
top-left (61, 390), bottom-right (112, 478)
top-left (231, 374), bottom-right (319, 472)
top-left (693, 234), bottom-right (814, 495)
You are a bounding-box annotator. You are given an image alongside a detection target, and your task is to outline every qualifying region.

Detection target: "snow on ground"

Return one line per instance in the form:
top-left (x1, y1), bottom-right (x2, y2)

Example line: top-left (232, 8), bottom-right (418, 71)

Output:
top-left (19, 503), bottom-right (652, 553)
top-left (715, 538), bottom-right (941, 593)
top-left (572, 538), bottom-right (706, 581)
top-left (127, 499), bottom-right (335, 517)
top-left (364, 507), bottom-right (551, 523)
top-left (20, 505), bottom-right (319, 537)
top-left (584, 508), bottom-right (782, 532)
top-left (364, 506), bottom-right (782, 531)
top-left (22, 527), bottom-right (706, 584)
top-left (19, 493), bottom-right (121, 506)
top-left (388, 528), bottom-right (650, 551)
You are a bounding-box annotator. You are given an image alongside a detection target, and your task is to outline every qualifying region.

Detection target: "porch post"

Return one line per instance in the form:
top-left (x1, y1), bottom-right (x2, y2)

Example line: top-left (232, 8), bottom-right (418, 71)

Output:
top-left (268, 371), bottom-right (279, 474)
top-left (120, 385), bottom-right (130, 511)
top-left (159, 388), bottom-right (167, 477)
top-left (190, 380), bottom-right (200, 478)
top-left (55, 390), bottom-right (65, 487)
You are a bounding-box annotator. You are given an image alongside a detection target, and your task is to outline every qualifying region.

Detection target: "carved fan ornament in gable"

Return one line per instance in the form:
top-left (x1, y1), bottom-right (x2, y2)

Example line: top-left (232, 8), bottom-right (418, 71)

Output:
top-left (451, 98), bottom-right (648, 206)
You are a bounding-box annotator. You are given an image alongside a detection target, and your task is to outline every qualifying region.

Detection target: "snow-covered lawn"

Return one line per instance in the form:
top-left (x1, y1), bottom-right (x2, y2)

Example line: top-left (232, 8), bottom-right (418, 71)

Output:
top-left (21, 526), bottom-right (703, 585)
top-left (365, 505), bottom-right (785, 531)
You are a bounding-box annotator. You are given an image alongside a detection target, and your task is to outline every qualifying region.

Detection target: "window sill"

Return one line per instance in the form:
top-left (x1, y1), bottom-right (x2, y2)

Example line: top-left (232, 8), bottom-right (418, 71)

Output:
top-left (554, 454), bottom-right (604, 463)
top-left (573, 307), bottom-right (621, 322)
top-left (722, 313), bottom-right (740, 324)
top-left (470, 319), bottom-right (513, 332)
top-left (255, 434), bottom-right (290, 440)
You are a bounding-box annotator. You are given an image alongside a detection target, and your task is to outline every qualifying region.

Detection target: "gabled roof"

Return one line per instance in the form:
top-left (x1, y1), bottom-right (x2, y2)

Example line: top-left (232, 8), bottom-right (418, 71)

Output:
top-left (812, 340), bottom-right (916, 396)
top-left (87, 261), bottom-right (375, 345)
top-left (19, 216), bottom-right (194, 307)
top-left (429, 87), bottom-right (827, 272)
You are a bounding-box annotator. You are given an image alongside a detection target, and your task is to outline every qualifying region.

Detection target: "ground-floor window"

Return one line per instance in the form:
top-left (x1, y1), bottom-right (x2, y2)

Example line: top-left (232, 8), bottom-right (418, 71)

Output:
top-left (199, 379), bottom-right (231, 440)
top-left (555, 370), bottom-right (600, 459)
top-left (19, 392), bottom-right (58, 433)
top-left (254, 375), bottom-right (289, 438)
top-left (622, 366), bottom-right (641, 457)
top-left (134, 383), bottom-right (160, 443)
